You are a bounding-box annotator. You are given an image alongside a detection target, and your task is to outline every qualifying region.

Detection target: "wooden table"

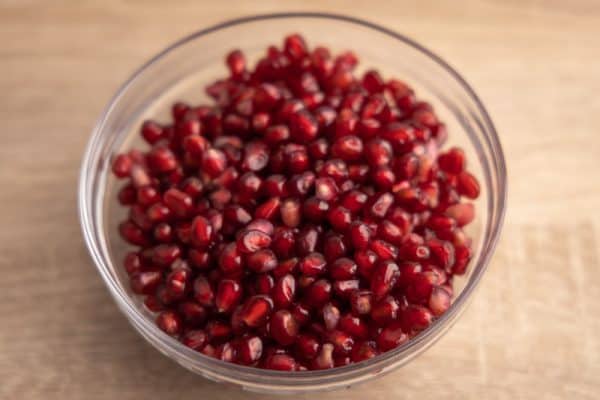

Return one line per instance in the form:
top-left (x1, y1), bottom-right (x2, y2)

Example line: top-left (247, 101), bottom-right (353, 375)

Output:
top-left (2, 1), bottom-right (599, 398)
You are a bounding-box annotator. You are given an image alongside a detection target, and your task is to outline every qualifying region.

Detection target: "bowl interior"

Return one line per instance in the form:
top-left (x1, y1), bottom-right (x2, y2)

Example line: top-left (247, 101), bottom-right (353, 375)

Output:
top-left (81, 13), bottom-right (505, 393)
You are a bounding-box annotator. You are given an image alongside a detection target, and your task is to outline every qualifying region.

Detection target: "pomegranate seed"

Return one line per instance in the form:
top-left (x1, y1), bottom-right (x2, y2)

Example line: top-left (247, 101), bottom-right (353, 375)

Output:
top-left (377, 321), bottom-right (408, 351)
top-left (226, 49), bottom-right (246, 76)
top-left (215, 280), bottom-right (242, 313)
top-left (429, 286), bottom-right (451, 316)
top-left (331, 135), bottom-right (363, 161)
top-left (329, 258), bottom-right (357, 280)
top-left (119, 221), bottom-right (150, 246)
top-left (148, 147), bottom-right (178, 173)
top-left (445, 203), bottom-right (475, 227)
top-left (270, 310), bottom-right (299, 345)
top-left (178, 302), bottom-right (207, 327)
top-left (272, 274), bottom-right (296, 309)
top-left (236, 229), bottom-right (272, 253)
top-left (182, 329), bottom-right (208, 351)
top-left (130, 271), bottom-right (161, 295)
top-left (219, 242), bottom-right (243, 274)
top-left (351, 341), bottom-right (379, 362)
top-left (237, 336), bottom-right (263, 365)
top-left (193, 276), bottom-right (215, 307)
top-left (280, 198), bottom-right (301, 228)
top-left (370, 260), bottom-right (399, 300)
top-left (247, 249), bottom-right (278, 273)
top-left (242, 295), bottom-right (273, 327)
top-left (311, 343), bottom-right (334, 370)
top-left (457, 171), bottom-right (480, 199)
top-left (327, 206), bottom-right (352, 232)
top-left (319, 303), bottom-right (338, 331)
top-left (349, 221), bottom-right (372, 250)
top-left (299, 252), bottom-right (327, 276)
top-left (156, 311), bottom-right (182, 336)
top-left (265, 354), bottom-right (298, 371)
top-left (355, 250), bottom-right (378, 279)
top-left (289, 110), bottom-right (318, 142)
top-left (350, 290), bottom-right (373, 316)
top-left (402, 305), bottom-right (433, 332)
top-left (304, 279), bottom-right (332, 308)
top-left (371, 295), bottom-right (400, 325)
top-left (141, 120), bottom-right (164, 144)
top-left (112, 154), bottom-right (132, 178)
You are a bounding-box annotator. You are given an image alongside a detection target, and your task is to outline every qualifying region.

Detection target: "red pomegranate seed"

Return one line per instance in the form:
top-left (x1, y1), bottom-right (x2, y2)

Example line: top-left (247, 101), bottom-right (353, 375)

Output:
top-left (322, 303), bottom-right (341, 331)
top-left (365, 139), bottom-right (393, 167)
top-left (247, 249), bottom-right (278, 273)
top-left (329, 258), bottom-right (357, 280)
top-left (141, 120), bottom-right (164, 144)
top-left (130, 271), bottom-right (161, 295)
top-left (367, 192), bottom-right (394, 219)
top-left (327, 206), bottom-right (352, 232)
top-left (272, 274), bottom-right (296, 308)
top-left (370, 260), bottom-right (399, 300)
top-left (280, 198), bottom-right (301, 228)
top-left (156, 311), bottom-right (182, 336)
top-left (219, 242), bottom-right (243, 274)
top-left (242, 295), bottom-right (273, 327)
top-left (445, 203), bottom-right (475, 227)
top-left (349, 221), bottom-right (372, 250)
top-left (193, 275), bottom-right (215, 307)
top-left (371, 296), bottom-right (400, 325)
top-left (304, 279), bottom-right (332, 308)
top-left (112, 154), bottom-right (132, 178)
top-left (270, 309), bottom-right (299, 345)
top-left (377, 321), bottom-right (408, 351)
top-left (326, 330), bottom-right (354, 355)
top-left (178, 302), bottom-right (207, 327)
top-left (456, 171), bottom-right (480, 199)
top-left (350, 290), bottom-right (373, 316)
top-left (237, 336), bottom-right (263, 365)
top-left (182, 329), bottom-right (208, 351)
top-left (236, 229), bottom-right (272, 253)
top-left (311, 343), bottom-right (334, 370)
top-left (331, 135), bottom-right (363, 161)
top-left (438, 147), bottom-right (465, 174)
top-left (152, 244), bottom-right (181, 267)
top-left (299, 252), bottom-right (327, 276)
top-left (402, 305), bottom-right (433, 333)
top-left (429, 286), bottom-right (452, 316)
top-left (323, 233), bottom-right (348, 263)
top-left (226, 49), bottom-right (246, 76)
top-left (351, 341), bottom-right (379, 362)
top-left (215, 279), bottom-right (242, 313)
top-left (265, 354), bottom-right (298, 371)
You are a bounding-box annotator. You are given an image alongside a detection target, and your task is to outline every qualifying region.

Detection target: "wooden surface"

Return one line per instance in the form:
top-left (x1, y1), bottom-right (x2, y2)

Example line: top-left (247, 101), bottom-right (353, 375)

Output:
top-left (2, 1), bottom-right (600, 398)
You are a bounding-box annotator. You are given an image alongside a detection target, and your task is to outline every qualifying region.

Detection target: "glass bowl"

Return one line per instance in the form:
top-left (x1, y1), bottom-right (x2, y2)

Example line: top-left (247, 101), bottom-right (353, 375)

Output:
top-left (78, 12), bottom-right (506, 394)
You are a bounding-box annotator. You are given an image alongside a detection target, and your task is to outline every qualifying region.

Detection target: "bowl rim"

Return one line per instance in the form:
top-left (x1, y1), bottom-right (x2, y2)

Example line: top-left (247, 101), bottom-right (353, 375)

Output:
top-left (79, 11), bottom-right (507, 384)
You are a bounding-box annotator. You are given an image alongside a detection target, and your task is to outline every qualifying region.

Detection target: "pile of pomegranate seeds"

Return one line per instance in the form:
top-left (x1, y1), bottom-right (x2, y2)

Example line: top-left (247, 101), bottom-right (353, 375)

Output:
top-left (112, 34), bottom-right (480, 371)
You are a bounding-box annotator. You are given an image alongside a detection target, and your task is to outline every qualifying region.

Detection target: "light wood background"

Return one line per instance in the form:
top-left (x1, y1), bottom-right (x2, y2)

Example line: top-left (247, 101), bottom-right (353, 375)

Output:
top-left (1, 1), bottom-right (599, 398)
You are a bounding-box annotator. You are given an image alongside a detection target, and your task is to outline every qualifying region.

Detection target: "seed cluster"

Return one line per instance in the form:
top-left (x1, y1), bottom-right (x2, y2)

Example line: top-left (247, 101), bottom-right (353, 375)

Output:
top-left (112, 34), bottom-right (479, 370)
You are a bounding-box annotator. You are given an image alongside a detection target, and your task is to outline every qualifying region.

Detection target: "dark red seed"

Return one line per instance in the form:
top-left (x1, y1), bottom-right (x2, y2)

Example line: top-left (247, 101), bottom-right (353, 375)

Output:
top-left (193, 276), bottom-right (215, 307)
top-left (237, 229), bottom-right (272, 253)
top-left (178, 302), bottom-right (207, 327)
top-left (329, 258), bottom-right (357, 280)
top-left (377, 321), bottom-right (408, 351)
top-left (247, 249), bottom-right (278, 273)
top-left (371, 296), bottom-right (400, 325)
top-left (182, 329), bottom-right (208, 351)
top-left (141, 120), bottom-right (164, 144)
top-left (156, 311), bottom-right (182, 336)
top-left (370, 260), bottom-right (400, 300)
top-left (299, 252), bottom-right (327, 276)
top-left (327, 206), bottom-right (352, 232)
top-left (265, 354), bottom-right (298, 371)
top-left (219, 242), bottom-right (243, 274)
top-left (272, 274), bottom-right (296, 309)
top-left (242, 295), bottom-right (274, 328)
top-left (216, 280), bottom-right (242, 313)
top-left (112, 154), bottom-right (132, 178)
top-left (237, 336), bottom-right (263, 365)
top-left (270, 310), bottom-right (299, 345)
top-left (130, 271), bottom-right (161, 295)
top-left (350, 290), bottom-right (373, 316)
top-left (226, 49), bottom-right (246, 76)
top-left (349, 221), bottom-right (372, 250)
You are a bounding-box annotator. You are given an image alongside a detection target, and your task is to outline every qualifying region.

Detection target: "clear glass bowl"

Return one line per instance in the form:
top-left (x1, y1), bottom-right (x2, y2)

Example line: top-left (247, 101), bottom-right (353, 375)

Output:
top-left (78, 12), bottom-right (506, 394)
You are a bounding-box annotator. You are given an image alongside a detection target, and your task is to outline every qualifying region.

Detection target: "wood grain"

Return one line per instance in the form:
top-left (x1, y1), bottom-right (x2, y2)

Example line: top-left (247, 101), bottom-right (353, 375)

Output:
top-left (1, 0), bottom-right (599, 398)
